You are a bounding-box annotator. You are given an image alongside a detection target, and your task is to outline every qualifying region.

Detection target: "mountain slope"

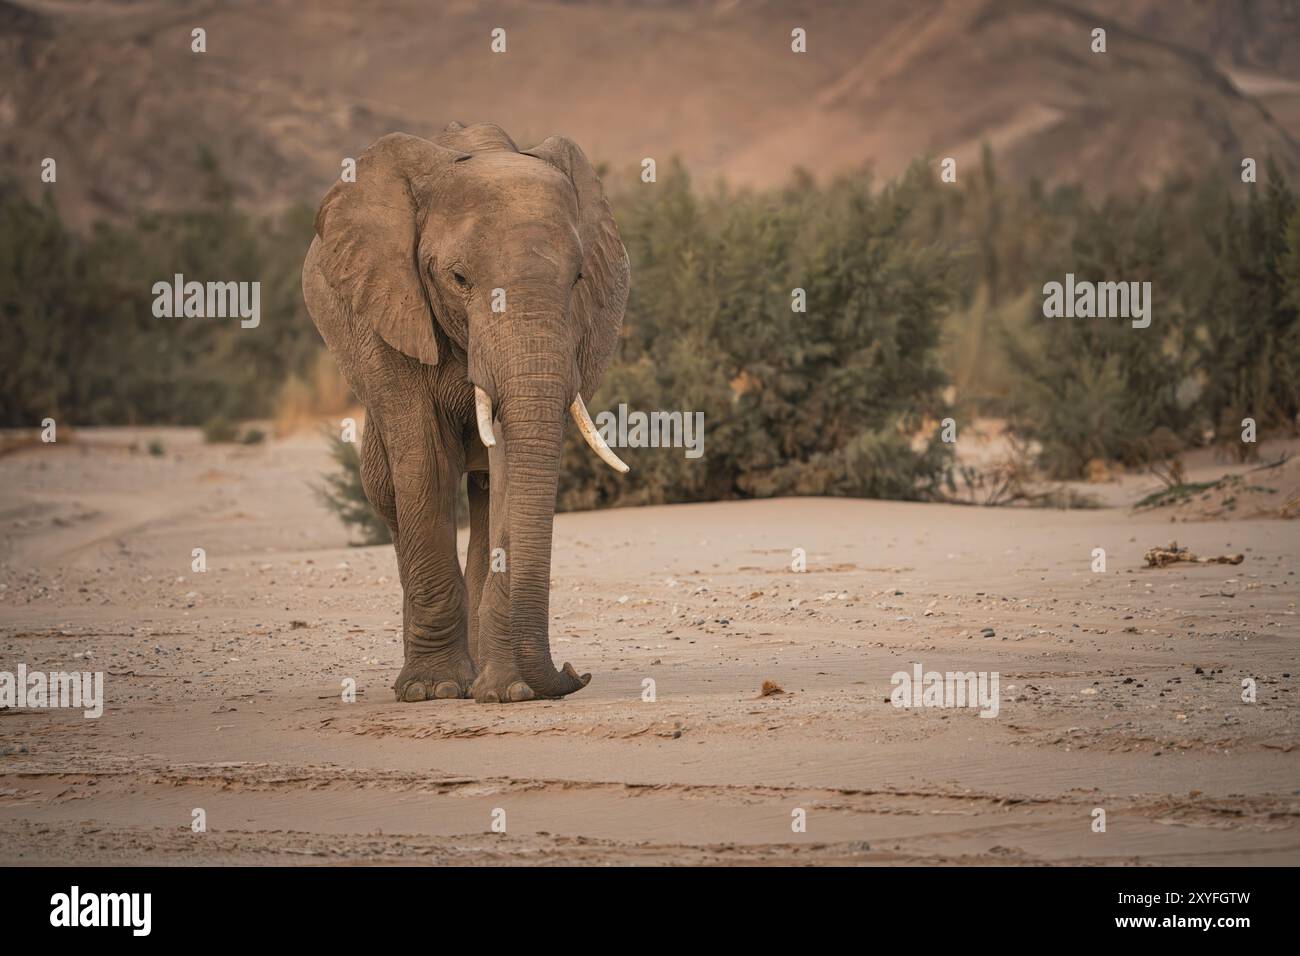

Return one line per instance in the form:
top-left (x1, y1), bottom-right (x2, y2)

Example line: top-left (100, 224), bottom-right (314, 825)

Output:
top-left (2, 0), bottom-right (1296, 226)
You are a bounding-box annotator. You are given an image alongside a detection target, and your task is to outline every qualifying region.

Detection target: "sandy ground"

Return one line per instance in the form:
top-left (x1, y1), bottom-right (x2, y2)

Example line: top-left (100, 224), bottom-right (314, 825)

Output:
top-left (0, 426), bottom-right (1296, 866)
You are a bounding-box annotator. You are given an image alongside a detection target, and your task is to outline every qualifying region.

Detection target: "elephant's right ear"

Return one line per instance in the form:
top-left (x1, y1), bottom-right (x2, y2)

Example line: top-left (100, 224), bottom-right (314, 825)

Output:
top-left (313, 133), bottom-right (467, 366)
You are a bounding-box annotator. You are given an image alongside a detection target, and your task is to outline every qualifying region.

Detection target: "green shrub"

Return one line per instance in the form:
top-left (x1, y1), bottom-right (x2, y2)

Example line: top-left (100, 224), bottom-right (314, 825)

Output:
top-left (1185, 167), bottom-right (1299, 441)
top-left (4, 151), bottom-right (1297, 497)
top-left (0, 175), bottom-right (317, 428)
top-left (313, 430), bottom-right (391, 546)
top-left (559, 161), bottom-right (955, 509)
top-left (201, 416), bottom-right (238, 443)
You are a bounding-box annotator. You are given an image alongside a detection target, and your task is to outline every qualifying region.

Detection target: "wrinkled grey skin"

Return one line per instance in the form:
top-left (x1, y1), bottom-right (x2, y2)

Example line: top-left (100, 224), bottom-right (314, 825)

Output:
top-left (301, 123), bottom-right (628, 703)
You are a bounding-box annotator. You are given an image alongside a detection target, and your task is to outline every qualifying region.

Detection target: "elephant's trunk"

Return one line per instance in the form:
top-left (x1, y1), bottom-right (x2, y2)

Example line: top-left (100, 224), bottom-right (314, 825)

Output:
top-left (496, 336), bottom-right (589, 699)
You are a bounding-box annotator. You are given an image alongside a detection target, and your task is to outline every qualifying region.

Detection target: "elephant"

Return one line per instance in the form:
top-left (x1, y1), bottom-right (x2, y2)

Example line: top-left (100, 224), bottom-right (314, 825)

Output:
top-left (300, 122), bottom-right (630, 704)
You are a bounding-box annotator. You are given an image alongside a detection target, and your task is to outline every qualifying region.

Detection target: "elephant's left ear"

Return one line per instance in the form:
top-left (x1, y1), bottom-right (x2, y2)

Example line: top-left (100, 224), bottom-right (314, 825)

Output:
top-left (523, 136), bottom-right (630, 398)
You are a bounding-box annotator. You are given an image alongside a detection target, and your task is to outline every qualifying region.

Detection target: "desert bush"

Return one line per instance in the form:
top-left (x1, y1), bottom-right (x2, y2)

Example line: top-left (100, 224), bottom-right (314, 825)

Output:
top-left (559, 160), bottom-right (955, 509)
top-left (4, 151), bottom-right (1297, 498)
top-left (313, 430), bottom-right (392, 546)
top-left (0, 175), bottom-right (317, 428)
top-left (1185, 167), bottom-right (1299, 442)
top-left (201, 416), bottom-right (238, 443)
top-left (896, 153), bottom-right (1298, 477)
top-left (0, 187), bottom-right (91, 425)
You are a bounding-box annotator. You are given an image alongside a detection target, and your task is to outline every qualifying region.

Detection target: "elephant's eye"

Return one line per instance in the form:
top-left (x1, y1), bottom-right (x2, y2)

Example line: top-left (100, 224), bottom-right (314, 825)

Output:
top-left (452, 270), bottom-right (469, 288)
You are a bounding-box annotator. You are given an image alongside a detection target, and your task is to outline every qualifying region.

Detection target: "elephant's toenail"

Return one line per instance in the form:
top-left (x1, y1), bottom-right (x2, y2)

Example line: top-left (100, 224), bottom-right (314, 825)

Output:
top-left (481, 691), bottom-right (500, 704)
top-left (403, 681), bottom-right (427, 702)
top-left (433, 681), bottom-right (460, 699)
top-left (507, 681), bottom-right (535, 702)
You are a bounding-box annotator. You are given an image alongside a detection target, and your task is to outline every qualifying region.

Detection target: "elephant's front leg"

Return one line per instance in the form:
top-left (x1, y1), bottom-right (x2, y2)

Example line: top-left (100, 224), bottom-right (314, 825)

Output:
top-left (384, 417), bottom-right (478, 702)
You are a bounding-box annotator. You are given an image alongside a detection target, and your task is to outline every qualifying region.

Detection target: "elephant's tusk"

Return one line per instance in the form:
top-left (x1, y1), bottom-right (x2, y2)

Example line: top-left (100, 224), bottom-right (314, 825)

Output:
top-left (570, 394), bottom-right (629, 474)
top-left (474, 386), bottom-right (497, 448)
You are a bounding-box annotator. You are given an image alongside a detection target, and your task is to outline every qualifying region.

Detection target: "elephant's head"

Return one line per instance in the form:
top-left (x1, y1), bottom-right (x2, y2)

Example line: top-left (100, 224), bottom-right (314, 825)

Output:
top-left (312, 123), bottom-right (629, 698)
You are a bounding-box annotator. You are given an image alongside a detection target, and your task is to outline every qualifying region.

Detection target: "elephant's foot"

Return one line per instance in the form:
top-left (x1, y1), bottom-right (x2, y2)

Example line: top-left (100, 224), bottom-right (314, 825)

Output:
top-left (470, 661), bottom-right (537, 704)
top-left (470, 660), bottom-right (591, 704)
top-left (393, 650), bottom-right (477, 702)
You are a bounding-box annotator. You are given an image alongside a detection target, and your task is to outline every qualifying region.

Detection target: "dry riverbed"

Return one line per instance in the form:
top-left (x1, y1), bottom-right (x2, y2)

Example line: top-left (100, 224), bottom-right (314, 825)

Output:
top-left (0, 427), bottom-right (1296, 865)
